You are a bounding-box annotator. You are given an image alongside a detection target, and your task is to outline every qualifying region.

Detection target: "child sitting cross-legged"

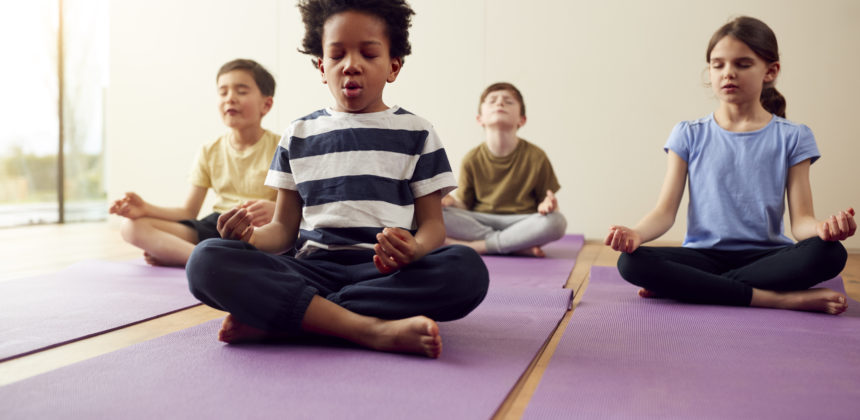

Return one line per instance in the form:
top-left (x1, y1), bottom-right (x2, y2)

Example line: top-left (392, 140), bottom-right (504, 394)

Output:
top-left (442, 82), bottom-right (567, 258)
top-left (185, 0), bottom-right (489, 358)
top-left (110, 59), bottom-right (279, 267)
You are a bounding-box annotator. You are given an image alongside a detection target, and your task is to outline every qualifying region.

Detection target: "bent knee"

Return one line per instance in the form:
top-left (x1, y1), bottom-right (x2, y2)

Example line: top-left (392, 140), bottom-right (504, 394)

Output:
top-left (543, 211), bottom-right (568, 240)
top-left (437, 245), bottom-right (490, 297)
top-left (802, 237), bottom-right (848, 278)
top-left (119, 217), bottom-right (149, 244)
top-left (616, 250), bottom-right (654, 287)
top-left (186, 239), bottom-right (236, 294)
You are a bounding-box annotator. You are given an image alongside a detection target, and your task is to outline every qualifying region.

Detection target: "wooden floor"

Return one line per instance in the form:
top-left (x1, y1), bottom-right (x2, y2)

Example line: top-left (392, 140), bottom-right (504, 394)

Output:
top-left (1, 222), bottom-right (859, 418)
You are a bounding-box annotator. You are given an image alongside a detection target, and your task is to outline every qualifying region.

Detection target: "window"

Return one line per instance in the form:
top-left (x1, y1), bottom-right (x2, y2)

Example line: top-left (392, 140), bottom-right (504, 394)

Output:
top-left (0, 0), bottom-right (108, 226)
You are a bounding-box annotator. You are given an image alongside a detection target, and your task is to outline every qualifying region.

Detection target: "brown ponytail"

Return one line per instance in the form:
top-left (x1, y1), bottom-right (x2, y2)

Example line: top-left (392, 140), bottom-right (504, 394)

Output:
top-left (760, 86), bottom-right (785, 118)
top-left (707, 17), bottom-right (786, 117)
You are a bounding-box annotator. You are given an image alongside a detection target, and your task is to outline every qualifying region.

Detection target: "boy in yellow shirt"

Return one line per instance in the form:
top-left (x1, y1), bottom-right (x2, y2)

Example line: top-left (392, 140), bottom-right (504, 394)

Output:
top-left (443, 82), bottom-right (566, 257)
top-left (110, 59), bottom-right (278, 266)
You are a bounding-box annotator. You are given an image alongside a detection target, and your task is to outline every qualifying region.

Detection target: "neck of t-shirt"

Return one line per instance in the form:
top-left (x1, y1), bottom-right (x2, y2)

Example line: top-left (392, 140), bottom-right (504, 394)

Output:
top-left (484, 128), bottom-right (520, 158)
top-left (229, 126), bottom-right (265, 152)
top-left (714, 103), bottom-right (773, 133)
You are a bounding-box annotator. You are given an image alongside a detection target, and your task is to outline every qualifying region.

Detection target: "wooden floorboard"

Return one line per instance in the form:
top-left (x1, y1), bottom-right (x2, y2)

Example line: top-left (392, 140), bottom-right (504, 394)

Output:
top-left (493, 240), bottom-right (600, 419)
top-left (0, 305), bottom-right (225, 386)
top-left (2, 223), bottom-right (859, 417)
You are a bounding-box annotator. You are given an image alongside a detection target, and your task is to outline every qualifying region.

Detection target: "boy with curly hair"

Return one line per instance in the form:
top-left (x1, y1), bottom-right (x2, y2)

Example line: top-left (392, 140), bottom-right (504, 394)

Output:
top-left (186, 0), bottom-right (489, 358)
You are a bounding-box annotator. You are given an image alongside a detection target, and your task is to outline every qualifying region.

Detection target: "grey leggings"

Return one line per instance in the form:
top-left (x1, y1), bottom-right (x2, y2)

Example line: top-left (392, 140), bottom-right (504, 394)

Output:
top-left (442, 207), bottom-right (567, 254)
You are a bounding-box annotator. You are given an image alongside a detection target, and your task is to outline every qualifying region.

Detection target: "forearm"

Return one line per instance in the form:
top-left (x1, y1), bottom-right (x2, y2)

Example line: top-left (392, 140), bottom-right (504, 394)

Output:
top-left (142, 203), bottom-right (199, 221)
top-left (633, 151), bottom-right (686, 244)
top-left (247, 189), bottom-right (302, 254)
top-left (412, 219), bottom-right (446, 260)
top-left (791, 215), bottom-right (823, 241)
top-left (632, 209), bottom-right (676, 244)
top-left (249, 222), bottom-right (296, 254)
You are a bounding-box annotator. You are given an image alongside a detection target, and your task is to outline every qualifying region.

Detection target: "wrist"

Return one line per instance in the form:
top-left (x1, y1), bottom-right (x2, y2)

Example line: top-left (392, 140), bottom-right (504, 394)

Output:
top-left (140, 201), bottom-right (153, 216)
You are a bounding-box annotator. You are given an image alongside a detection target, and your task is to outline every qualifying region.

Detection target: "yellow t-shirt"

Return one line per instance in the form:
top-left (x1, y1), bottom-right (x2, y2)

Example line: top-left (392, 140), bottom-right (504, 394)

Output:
top-left (189, 130), bottom-right (279, 213)
top-left (456, 139), bottom-right (560, 214)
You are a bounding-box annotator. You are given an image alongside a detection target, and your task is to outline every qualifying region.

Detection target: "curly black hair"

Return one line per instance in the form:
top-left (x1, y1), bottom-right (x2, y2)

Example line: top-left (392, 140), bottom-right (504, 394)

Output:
top-left (297, 0), bottom-right (415, 67)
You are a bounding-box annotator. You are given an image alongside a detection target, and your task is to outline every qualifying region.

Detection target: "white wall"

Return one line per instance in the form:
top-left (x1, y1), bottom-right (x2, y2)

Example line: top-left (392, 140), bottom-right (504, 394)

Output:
top-left (107, 0), bottom-right (860, 250)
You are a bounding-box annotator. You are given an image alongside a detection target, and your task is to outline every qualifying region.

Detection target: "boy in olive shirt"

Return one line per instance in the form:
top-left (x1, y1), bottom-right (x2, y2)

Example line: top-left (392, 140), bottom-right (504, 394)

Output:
top-left (442, 82), bottom-right (566, 257)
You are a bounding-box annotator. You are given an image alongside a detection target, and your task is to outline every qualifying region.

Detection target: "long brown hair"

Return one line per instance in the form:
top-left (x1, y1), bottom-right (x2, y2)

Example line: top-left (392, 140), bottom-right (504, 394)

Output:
top-left (707, 16), bottom-right (785, 118)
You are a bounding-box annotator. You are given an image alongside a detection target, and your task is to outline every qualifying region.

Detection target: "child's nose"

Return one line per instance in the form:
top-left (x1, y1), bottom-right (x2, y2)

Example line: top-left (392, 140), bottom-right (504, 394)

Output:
top-left (342, 54), bottom-right (361, 75)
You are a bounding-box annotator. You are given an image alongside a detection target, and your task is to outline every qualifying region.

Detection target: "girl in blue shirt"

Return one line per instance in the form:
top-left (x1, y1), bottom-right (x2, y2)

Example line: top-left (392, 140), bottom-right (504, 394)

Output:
top-left (605, 16), bottom-right (856, 315)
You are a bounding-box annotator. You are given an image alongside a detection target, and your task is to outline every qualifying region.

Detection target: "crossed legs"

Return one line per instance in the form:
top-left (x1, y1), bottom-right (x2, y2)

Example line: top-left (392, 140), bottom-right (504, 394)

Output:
top-left (617, 238), bottom-right (848, 314)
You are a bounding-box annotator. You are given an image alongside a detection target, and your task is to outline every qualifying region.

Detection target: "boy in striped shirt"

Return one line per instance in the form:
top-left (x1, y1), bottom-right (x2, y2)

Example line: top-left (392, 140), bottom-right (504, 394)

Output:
top-left (186, 0), bottom-right (489, 358)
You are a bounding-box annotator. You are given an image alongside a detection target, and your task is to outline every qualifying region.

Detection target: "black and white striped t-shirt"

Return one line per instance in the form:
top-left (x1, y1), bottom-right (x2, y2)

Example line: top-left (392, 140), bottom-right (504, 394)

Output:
top-left (265, 106), bottom-right (456, 253)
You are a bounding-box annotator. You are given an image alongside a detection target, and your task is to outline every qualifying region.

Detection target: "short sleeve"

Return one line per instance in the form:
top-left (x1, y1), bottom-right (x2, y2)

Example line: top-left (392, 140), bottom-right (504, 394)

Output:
top-left (456, 157), bottom-right (476, 209)
top-left (534, 152), bottom-right (561, 195)
top-left (409, 126), bottom-right (456, 198)
top-left (188, 145), bottom-right (211, 189)
top-left (663, 121), bottom-right (690, 162)
top-left (264, 129), bottom-right (297, 190)
top-left (789, 124), bottom-right (820, 166)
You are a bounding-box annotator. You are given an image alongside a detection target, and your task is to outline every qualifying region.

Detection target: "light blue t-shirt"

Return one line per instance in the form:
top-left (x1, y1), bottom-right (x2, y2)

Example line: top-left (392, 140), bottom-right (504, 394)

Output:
top-left (664, 114), bottom-right (820, 250)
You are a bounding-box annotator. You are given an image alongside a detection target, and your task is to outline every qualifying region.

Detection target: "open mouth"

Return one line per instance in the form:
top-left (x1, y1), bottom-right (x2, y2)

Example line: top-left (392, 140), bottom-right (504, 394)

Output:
top-left (344, 81), bottom-right (362, 97)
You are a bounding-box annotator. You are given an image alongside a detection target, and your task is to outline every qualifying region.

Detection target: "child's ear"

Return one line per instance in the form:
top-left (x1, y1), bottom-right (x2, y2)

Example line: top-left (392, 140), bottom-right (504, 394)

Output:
top-left (764, 61), bottom-right (780, 83)
top-left (261, 96), bottom-right (274, 116)
top-left (387, 57), bottom-right (402, 83)
top-left (518, 115), bottom-right (527, 129)
top-left (318, 58), bottom-right (327, 84)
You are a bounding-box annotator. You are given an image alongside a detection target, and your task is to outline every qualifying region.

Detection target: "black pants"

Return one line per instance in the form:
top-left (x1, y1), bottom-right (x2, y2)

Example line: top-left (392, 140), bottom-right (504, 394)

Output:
top-left (617, 237), bottom-right (847, 306)
top-left (186, 239), bottom-right (489, 334)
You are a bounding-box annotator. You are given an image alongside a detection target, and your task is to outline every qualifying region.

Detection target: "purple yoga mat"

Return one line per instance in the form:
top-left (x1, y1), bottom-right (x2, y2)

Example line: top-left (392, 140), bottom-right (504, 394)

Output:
top-left (524, 266), bottom-right (860, 419)
top-left (0, 260), bottom-right (198, 362)
top-left (482, 234), bottom-right (584, 289)
top-left (0, 286), bottom-right (571, 419)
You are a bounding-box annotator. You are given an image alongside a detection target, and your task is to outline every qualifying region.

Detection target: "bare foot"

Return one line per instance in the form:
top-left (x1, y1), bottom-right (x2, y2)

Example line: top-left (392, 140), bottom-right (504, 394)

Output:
top-left (218, 314), bottom-right (277, 343)
top-left (443, 237), bottom-right (463, 246)
top-left (143, 251), bottom-right (164, 266)
top-left (513, 246), bottom-right (546, 258)
top-left (752, 288), bottom-right (848, 315)
top-left (363, 316), bottom-right (442, 358)
top-left (443, 238), bottom-right (487, 254)
top-left (143, 251), bottom-right (185, 267)
top-left (638, 288), bottom-right (659, 298)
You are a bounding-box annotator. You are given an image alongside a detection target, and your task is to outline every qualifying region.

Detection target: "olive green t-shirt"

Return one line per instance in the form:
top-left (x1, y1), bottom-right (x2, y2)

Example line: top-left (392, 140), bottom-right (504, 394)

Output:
top-left (456, 139), bottom-right (560, 214)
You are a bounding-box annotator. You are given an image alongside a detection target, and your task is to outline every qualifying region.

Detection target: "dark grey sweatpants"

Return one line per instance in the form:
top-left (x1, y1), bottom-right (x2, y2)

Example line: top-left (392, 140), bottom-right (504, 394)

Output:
top-left (186, 239), bottom-right (489, 334)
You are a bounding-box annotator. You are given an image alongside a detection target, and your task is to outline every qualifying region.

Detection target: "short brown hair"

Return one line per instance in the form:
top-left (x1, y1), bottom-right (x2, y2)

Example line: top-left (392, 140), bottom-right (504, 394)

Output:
top-left (478, 82), bottom-right (525, 117)
top-left (216, 59), bottom-right (276, 97)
